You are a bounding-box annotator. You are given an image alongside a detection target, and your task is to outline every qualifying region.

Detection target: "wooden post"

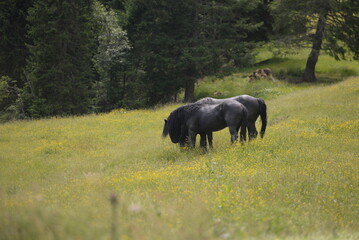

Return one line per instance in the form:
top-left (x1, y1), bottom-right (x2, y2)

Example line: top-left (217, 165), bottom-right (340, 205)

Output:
top-left (110, 193), bottom-right (118, 240)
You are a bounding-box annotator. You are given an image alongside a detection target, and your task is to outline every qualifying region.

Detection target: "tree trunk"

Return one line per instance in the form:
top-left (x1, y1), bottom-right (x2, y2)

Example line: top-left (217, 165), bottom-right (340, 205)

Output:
top-left (184, 80), bottom-right (195, 102)
top-left (302, 14), bottom-right (326, 82)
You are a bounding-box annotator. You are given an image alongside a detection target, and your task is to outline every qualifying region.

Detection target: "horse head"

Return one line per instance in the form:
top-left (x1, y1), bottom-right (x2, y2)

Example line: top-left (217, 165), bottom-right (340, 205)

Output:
top-left (162, 107), bottom-right (185, 143)
top-left (162, 119), bottom-right (169, 137)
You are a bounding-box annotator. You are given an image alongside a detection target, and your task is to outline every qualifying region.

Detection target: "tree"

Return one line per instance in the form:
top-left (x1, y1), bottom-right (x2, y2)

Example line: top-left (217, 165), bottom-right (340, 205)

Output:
top-left (181, 0), bottom-right (265, 101)
top-left (325, 0), bottom-right (359, 60)
top-left (26, 0), bottom-right (96, 117)
top-left (125, 0), bottom-right (263, 104)
top-left (271, 0), bottom-right (359, 82)
top-left (92, 1), bottom-right (131, 112)
top-left (125, 0), bottom-right (192, 104)
top-left (0, 76), bottom-right (25, 121)
top-left (0, 0), bottom-right (33, 86)
top-left (99, 0), bottom-right (125, 11)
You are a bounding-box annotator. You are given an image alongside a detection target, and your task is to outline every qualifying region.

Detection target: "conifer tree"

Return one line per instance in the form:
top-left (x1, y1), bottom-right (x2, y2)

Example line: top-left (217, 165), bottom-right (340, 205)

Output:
top-left (0, 0), bottom-right (32, 85)
top-left (26, 0), bottom-right (96, 117)
top-left (125, 0), bottom-right (263, 104)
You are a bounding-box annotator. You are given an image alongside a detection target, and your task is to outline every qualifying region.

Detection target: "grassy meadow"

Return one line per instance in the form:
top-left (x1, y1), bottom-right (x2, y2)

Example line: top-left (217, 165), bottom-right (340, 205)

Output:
top-left (1, 51), bottom-right (359, 239)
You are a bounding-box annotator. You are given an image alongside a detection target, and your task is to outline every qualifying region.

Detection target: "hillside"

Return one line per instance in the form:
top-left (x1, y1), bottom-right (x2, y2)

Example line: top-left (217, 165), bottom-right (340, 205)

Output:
top-left (195, 49), bottom-right (359, 101)
top-left (1, 75), bottom-right (358, 239)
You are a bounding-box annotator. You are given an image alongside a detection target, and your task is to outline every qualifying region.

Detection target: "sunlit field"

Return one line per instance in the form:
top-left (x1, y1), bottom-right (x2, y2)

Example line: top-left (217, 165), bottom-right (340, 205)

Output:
top-left (1, 54), bottom-right (359, 239)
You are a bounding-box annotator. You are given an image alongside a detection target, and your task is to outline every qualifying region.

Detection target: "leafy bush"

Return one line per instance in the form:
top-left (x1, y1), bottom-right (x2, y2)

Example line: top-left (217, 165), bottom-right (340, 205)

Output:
top-left (0, 76), bottom-right (25, 122)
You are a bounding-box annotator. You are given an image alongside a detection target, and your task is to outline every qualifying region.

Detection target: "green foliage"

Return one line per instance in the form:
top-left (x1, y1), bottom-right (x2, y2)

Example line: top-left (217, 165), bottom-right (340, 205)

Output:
top-left (0, 0), bottom-right (32, 84)
top-left (99, 0), bottom-right (125, 11)
top-left (270, 0), bottom-right (359, 82)
top-left (0, 76), bottom-right (25, 121)
top-left (0, 0), bottom-right (271, 119)
top-left (1, 0), bottom-right (357, 120)
top-left (26, 0), bottom-right (96, 117)
top-left (271, 0), bottom-right (359, 60)
top-left (125, 0), bottom-right (195, 103)
top-left (92, 1), bottom-right (131, 112)
top-left (325, 0), bottom-right (359, 60)
top-left (125, 0), bottom-right (264, 103)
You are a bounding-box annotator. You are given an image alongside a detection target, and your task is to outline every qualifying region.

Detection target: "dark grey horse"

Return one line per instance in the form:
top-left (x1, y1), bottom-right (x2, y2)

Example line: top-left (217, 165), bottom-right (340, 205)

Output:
top-left (196, 95), bottom-right (267, 140)
top-left (162, 100), bottom-right (247, 148)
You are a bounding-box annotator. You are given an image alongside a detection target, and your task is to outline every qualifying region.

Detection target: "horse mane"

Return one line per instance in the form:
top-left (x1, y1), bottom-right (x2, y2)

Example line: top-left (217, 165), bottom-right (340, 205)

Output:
top-left (183, 102), bottom-right (203, 117)
top-left (164, 102), bottom-right (204, 143)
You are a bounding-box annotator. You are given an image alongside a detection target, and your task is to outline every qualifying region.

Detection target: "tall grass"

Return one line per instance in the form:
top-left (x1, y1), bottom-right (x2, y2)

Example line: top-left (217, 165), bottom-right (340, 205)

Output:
top-left (0, 56), bottom-right (358, 239)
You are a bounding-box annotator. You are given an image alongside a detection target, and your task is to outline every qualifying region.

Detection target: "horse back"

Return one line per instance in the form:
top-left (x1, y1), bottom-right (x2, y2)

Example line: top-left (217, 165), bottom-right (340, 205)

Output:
top-left (231, 95), bottom-right (259, 121)
top-left (219, 100), bottom-right (246, 124)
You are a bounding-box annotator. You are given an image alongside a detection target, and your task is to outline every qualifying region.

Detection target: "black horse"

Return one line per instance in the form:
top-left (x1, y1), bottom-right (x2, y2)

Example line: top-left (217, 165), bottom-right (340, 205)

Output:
top-left (162, 100), bottom-right (247, 148)
top-left (195, 95), bottom-right (267, 140)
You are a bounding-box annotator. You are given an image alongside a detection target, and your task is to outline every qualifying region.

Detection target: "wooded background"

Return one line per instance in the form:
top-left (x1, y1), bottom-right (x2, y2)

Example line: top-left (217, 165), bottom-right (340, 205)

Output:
top-left (0, 0), bottom-right (358, 120)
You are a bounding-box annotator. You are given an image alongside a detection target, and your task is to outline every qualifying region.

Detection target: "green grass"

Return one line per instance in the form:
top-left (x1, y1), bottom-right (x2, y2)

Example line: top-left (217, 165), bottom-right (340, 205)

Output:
top-left (1, 53), bottom-right (359, 239)
top-left (195, 49), bottom-right (359, 100)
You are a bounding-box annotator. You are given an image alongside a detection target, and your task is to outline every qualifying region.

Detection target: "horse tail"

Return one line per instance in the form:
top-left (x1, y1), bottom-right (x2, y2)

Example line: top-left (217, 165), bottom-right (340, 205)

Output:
top-left (258, 98), bottom-right (267, 138)
top-left (240, 107), bottom-right (248, 142)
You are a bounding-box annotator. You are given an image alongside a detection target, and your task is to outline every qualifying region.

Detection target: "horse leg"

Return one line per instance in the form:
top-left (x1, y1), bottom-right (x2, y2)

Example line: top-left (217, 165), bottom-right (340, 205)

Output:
top-left (247, 122), bottom-right (258, 140)
top-left (200, 133), bottom-right (207, 149)
top-left (228, 126), bottom-right (238, 144)
top-left (188, 130), bottom-right (196, 148)
top-left (179, 126), bottom-right (188, 147)
top-left (235, 127), bottom-right (246, 143)
top-left (239, 113), bottom-right (247, 142)
top-left (207, 132), bottom-right (213, 148)
top-left (240, 124), bottom-right (247, 143)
